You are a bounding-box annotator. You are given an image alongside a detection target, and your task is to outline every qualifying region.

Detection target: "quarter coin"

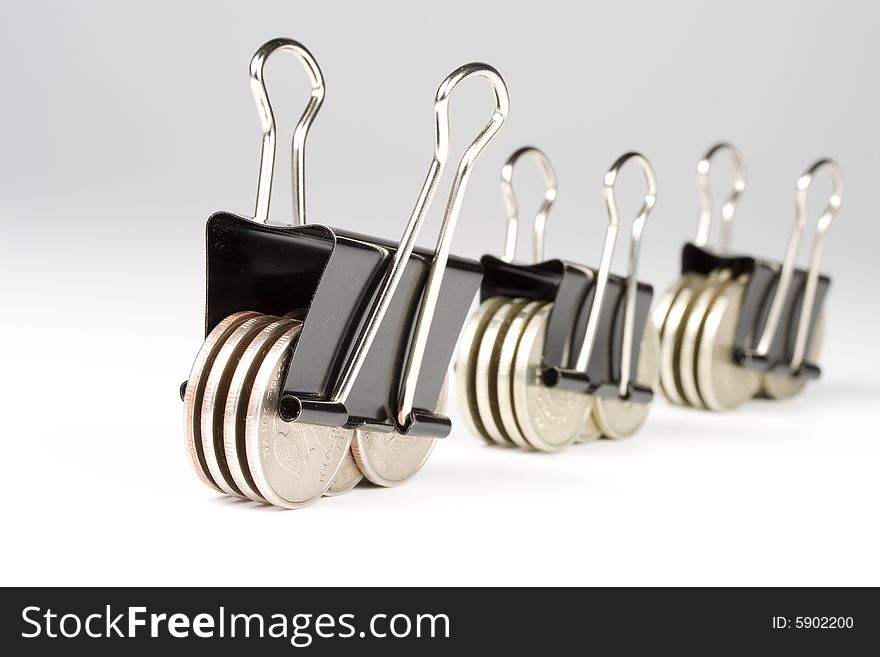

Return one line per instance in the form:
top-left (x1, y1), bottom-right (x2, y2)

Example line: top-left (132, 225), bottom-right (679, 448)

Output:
top-left (593, 320), bottom-right (660, 439)
top-left (677, 271), bottom-right (731, 408)
top-left (696, 277), bottom-right (762, 411)
top-left (475, 298), bottom-right (529, 445)
top-left (495, 301), bottom-right (548, 449)
top-left (761, 313), bottom-right (825, 400)
top-left (655, 272), bottom-right (705, 405)
top-left (575, 409), bottom-right (603, 444)
top-left (201, 314), bottom-right (277, 498)
top-left (183, 311), bottom-right (261, 493)
top-left (351, 378), bottom-right (448, 487)
top-left (323, 448), bottom-right (363, 497)
top-left (223, 318), bottom-right (297, 503)
top-left (454, 297), bottom-right (509, 443)
top-left (245, 325), bottom-right (353, 509)
top-left (511, 304), bottom-right (589, 452)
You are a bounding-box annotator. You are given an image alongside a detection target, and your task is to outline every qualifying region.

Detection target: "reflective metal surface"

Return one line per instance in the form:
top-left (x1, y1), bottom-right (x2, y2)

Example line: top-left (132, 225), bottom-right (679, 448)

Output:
top-left (183, 311), bottom-right (260, 493)
top-left (475, 298), bottom-right (529, 445)
top-left (223, 318), bottom-right (297, 502)
top-left (575, 153), bottom-right (657, 399)
top-left (511, 305), bottom-right (588, 451)
top-left (249, 38), bottom-right (325, 226)
top-left (696, 278), bottom-right (763, 411)
top-left (495, 300), bottom-right (548, 449)
top-left (455, 297), bottom-right (509, 443)
top-left (200, 315), bottom-right (276, 498)
top-left (351, 379), bottom-right (448, 487)
top-left (694, 142), bottom-right (746, 253)
top-left (500, 146), bottom-right (557, 263)
top-left (594, 320), bottom-right (659, 439)
top-left (245, 325), bottom-right (352, 508)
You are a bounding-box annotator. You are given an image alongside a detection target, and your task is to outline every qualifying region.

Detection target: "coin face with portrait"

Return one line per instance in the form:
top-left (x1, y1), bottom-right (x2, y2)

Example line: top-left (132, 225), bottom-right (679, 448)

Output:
top-left (351, 379), bottom-right (447, 487)
top-left (323, 449), bottom-right (363, 497)
top-left (245, 325), bottom-right (353, 508)
top-left (510, 304), bottom-right (590, 452)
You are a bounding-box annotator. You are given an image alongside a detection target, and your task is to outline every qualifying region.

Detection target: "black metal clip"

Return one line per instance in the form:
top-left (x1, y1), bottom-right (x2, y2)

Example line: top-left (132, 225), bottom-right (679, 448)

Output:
top-left (480, 149), bottom-right (657, 404)
top-left (680, 153), bottom-right (843, 380)
top-left (186, 40), bottom-right (511, 439)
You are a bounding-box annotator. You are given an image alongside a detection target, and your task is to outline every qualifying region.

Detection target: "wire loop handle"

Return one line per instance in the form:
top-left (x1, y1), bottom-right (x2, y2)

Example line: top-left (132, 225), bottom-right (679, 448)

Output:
top-left (326, 63), bottom-right (509, 427)
top-left (755, 159), bottom-right (843, 367)
top-left (694, 143), bottom-right (746, 253)
top-left (500, 146), bottom-right (558, 263)
top-left (575, 153), bottom-right (657, 397)
top-left (249, 38), bottom-right (325, 226)
top-left (694, 142), bottom-right (746, 253)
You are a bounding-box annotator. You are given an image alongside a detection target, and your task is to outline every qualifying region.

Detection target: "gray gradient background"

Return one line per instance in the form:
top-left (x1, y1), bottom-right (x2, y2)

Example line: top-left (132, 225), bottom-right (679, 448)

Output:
top-left (1, 0), bottom-right (878, 585)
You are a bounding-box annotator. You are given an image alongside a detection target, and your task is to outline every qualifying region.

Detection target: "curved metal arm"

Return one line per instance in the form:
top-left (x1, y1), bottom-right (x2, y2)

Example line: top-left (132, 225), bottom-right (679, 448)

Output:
top-left (575, 153), bottom-right (657, 397)
top-left (695, 142), bottom-right (746, 253)
top-left (500, 146), bottom-right (558, 263)
top-left (327, 63), bottom-right (510, 426)
top-left (754, 159), bottom-right (843, 362)
top-left (754, 159), bottom-right (843, 367)
top-left (249, 37), bottom-right (325, 226)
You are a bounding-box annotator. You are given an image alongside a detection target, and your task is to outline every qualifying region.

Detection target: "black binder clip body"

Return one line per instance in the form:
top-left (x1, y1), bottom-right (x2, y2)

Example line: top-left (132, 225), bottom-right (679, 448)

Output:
top-left (456, 149), bottom-right (659, 450)
top-left (202, 57), bottom-right (509, 439)
top-left (654, 143), bottom-right (843, 411)
top-left (182, 39), bottom-right (510, 506)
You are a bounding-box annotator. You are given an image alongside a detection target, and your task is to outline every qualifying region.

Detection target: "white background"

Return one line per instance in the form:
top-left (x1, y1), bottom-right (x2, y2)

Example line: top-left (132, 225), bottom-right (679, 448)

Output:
top-left (1, 0), bottom-right (878, 586)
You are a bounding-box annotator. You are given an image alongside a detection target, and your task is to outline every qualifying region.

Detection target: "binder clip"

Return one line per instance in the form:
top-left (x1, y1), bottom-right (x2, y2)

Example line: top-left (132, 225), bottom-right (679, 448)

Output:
top-left (455, 148), bottom-right (659, 451)
top-left (652, 143), bottom-right (843, 411)
top-left (182, 38), bottom-right (510, 507)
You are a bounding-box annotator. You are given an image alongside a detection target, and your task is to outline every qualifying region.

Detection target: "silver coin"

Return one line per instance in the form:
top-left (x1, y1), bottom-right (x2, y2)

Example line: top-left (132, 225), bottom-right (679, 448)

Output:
top-left (571, 310), bottom-right (602, 445)
top-left (323, 448), bottom-right (363, 497)
top-left (575, 409), bottom-right (603, 444)
top-left (655, 272), bottom-right (704, 405)
top-left (511, 304), bottom-right (589, 452)
top-left (245, 325), bottom-right (353, 509)
top-left (201, 314), bottom-right (277, 498)
top-left (761, 312), bottom-right (825, 400)
top-left (593, 320), bottom-right (660, 439)
top-left (351, 378), bottom-right (448, 488)
top-left (454, 297), bottom-right (509, 443)
top-left (651, 275), bottom-right (684, 337)
top-left (677, 271), bottom-right (732, 408)
top-left (183, 311), bottom-right (260, 493)
top-left (475, 298), bottom-right (529, 445)
top-left (495, 301), bottom-right (548, 449)
top-left (696, 278), bottom-right (763, 411)
top-left (223, 318), bottom-right (297, 503)
top-left (575, 368), bottom-right (602, 444)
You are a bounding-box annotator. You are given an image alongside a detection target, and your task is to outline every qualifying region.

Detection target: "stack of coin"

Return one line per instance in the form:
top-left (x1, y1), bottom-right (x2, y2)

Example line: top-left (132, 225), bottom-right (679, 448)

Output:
top-left (456, 297), bottom-right (659, 452)
top-left (183, 311), bottom-right (444, 508)
top-left (652, 272), bottom-right (824, 411)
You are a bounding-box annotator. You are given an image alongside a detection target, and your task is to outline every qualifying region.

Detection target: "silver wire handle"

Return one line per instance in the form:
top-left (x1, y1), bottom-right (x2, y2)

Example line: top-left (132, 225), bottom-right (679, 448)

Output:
top-left (327, 63), bottom-right (509, 425)
top-left (755, 159), bottom-right (843, 368)
top-left (575, 153), bottom-right (657, 397)
top-left (500, 146), bottom-right (558, 262)
top-left (695, 142), bottom-right (746, 253)
top-left (249, 38), bottom-right (325, 226)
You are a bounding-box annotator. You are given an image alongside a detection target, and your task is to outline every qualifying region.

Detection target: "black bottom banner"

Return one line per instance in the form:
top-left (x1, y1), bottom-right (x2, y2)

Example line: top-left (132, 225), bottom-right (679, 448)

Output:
top-left (1, 587), bottom-right (875, 654)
